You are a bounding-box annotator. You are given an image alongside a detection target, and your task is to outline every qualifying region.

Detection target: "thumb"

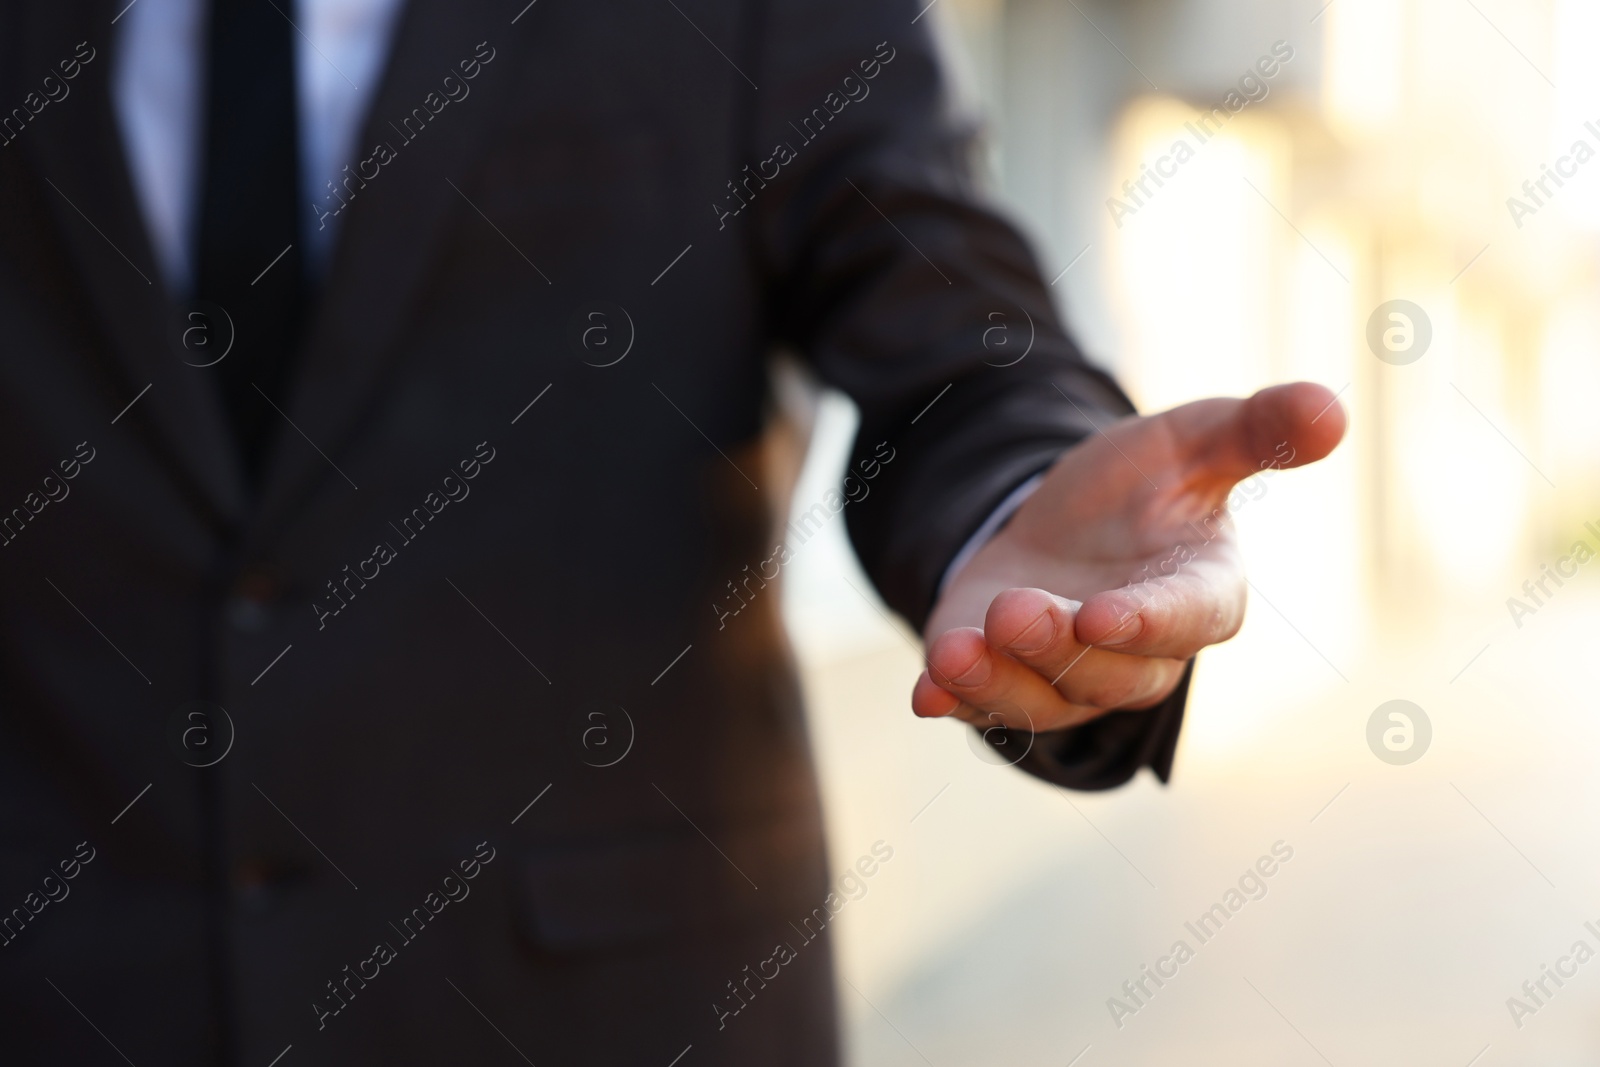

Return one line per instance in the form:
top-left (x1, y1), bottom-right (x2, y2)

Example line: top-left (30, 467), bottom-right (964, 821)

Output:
top-left (1165, 381), bottom-right (1347, 488)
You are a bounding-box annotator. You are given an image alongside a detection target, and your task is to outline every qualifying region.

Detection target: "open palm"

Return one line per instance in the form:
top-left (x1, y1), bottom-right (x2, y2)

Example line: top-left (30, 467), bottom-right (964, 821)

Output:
top-left (912, 382), bottom-right (1347, 732)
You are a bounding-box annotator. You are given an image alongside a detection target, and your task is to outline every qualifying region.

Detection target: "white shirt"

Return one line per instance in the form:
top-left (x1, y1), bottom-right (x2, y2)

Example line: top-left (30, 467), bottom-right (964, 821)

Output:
top-left (111, 0), bottom-right (405, 293)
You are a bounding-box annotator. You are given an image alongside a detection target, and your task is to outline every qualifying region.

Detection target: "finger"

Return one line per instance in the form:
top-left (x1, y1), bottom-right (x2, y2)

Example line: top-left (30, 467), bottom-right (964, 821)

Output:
top-left (982, 587), bottom-right (1088, 678)
top-left (921, 626), bottom-right (1109, 731)
top-left (915, 668), bottom-right (998, 726)
top-left (912, 671), bottom-right (992, 726)
top-left (1074, 552), bottom-right (1246, 659)
top-left (911, 669), bottom-right (963, 718)
top-left (984, 587), bottom-right (1187, 708)
top-left (1166, 381), bottom-right (1347, 489)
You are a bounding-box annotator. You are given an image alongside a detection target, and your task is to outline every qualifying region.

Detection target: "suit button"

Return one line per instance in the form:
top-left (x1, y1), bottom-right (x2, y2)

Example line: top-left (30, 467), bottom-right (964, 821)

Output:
top-left (228, 571), bottom-right (278, 632)
top-left (232, 860), bottom-right (274, 912)
top-left (232, 859), bottom-right (303, 913)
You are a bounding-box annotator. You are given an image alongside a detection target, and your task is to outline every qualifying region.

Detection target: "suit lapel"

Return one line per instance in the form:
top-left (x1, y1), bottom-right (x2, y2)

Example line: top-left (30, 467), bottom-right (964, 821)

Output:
top-left (248, 0), bottom-right (512, 547)
top-left (20, 0), bottom-right (248, 526)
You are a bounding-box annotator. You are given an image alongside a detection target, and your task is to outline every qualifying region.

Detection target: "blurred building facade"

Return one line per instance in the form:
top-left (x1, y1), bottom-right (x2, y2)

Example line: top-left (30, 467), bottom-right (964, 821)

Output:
top-left (781, 2), bottom-right (1600, 1063)
top-left (942, 0), bottom-right (1596, 626)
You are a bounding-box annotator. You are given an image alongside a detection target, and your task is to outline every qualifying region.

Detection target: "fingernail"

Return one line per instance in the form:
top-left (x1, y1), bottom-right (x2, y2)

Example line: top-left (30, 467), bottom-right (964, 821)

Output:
top-left (949, 650), bottom-right (991, 686)
top-left (1007, 610), bottom-right (1055, 653)
top-left (1098, 612), bottom-right (1143, 647)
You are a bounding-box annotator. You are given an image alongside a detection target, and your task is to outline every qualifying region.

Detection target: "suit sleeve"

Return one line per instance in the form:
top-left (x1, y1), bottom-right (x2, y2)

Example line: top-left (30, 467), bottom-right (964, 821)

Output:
top-left (742, 0), bottom-right (1183, 788)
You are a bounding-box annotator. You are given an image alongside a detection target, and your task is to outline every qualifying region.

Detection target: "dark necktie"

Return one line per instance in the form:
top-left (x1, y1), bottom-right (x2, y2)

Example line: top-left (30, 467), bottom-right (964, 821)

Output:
top-left (194, 0), bottom-right (307, 483)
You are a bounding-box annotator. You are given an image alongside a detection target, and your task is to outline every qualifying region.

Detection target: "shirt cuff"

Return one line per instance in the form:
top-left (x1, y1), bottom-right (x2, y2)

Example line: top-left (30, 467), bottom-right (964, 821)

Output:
top-left (936, 471), bottom-right (1047, 595)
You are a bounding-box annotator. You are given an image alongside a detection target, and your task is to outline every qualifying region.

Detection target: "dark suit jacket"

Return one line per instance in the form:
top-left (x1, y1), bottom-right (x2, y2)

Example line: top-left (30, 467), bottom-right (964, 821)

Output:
top-left (0, 0), bottom-right (1186, 1063)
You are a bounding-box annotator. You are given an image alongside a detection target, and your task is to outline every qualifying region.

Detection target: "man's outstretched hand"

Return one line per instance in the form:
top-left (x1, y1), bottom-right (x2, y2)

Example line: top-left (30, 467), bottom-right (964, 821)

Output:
top-left (912, 382), bottom-right (1347, 733)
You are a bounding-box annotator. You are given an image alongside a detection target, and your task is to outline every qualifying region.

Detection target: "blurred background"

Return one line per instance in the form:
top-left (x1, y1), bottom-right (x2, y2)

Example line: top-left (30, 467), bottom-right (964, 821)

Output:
top-left (777, 0), bottom-right (1600, 1062)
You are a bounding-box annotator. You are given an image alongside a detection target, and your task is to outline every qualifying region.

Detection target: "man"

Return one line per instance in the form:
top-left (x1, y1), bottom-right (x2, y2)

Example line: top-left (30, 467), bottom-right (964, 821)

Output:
top-left (0, 0), bottom-right (1344, 1063)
